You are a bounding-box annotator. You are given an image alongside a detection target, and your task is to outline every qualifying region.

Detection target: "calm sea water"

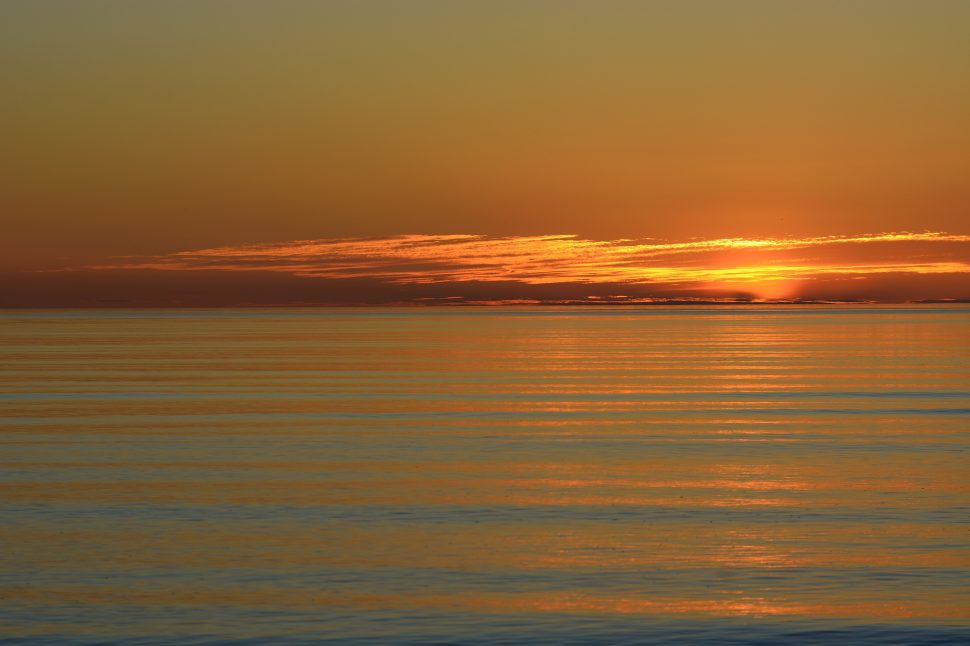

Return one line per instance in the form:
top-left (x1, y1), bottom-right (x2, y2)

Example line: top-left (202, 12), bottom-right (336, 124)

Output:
top-left (1, 306), bottom-right (968, 645)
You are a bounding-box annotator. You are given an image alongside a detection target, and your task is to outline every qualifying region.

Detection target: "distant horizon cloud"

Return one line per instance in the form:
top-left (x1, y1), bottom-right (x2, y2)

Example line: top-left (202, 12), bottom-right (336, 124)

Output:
top-left (4, 230), bottom-right (968, 307)
top-left (86, 231), bottom-right (970, 296)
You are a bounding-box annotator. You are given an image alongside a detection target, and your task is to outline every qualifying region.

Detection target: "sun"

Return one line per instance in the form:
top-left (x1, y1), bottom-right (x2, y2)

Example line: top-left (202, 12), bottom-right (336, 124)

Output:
top-left (747, 279), bottom-right (802, 301)
top-left (702, 277), bottom-right (803, 301)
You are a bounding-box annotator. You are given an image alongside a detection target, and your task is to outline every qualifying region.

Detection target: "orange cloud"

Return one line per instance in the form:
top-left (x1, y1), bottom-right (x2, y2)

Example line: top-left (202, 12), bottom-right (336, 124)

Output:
top-left (96, 232), bottom-right (970, 294)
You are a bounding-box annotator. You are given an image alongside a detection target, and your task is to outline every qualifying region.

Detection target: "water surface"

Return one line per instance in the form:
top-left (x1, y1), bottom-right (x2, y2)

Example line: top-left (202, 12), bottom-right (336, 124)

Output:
top-left (1, 306), bottom-right (968, 644)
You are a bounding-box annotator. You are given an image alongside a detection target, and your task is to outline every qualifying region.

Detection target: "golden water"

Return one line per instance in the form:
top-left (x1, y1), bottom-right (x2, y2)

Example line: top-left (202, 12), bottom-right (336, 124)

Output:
top-left (1, 306), bottom-right (968, 643)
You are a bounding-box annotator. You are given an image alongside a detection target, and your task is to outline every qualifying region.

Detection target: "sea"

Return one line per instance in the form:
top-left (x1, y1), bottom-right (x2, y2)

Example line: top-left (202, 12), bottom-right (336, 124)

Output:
top-left (1, 306), bottom-right (968, 644)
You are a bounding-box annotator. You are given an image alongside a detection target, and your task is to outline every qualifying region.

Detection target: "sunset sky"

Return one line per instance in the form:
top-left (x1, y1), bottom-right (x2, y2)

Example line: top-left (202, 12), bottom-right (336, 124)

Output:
top-left (2, 1), bottom-right (968, 305)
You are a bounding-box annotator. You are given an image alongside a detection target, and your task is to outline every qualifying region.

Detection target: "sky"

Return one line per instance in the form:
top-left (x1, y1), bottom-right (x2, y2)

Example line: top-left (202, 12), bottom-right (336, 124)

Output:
top-left (2, 0), bottom-right (969, 305)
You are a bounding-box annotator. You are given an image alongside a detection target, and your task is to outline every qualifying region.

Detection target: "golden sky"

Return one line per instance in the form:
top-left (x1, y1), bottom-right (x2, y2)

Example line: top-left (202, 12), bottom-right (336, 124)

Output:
top-left (2, 1), bottom-right (969, 304)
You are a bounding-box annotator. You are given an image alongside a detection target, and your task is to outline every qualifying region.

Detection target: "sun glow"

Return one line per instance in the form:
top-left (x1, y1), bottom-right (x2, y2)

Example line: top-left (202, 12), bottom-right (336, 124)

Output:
top-left (707, 278), bottom-right (804, 301)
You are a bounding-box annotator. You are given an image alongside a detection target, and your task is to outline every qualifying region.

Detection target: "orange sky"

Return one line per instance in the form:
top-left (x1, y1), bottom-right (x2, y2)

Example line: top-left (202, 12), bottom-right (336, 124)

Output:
top-left (2, 1), bottom-right (969, 305)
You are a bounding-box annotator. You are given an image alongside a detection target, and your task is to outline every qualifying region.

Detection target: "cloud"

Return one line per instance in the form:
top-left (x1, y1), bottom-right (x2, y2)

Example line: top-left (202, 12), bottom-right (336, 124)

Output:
top-left (96, 232), bottom-right (970, 292)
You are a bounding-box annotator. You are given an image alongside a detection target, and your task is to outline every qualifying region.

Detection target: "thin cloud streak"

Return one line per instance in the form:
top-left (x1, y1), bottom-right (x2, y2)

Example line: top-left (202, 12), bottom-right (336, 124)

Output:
top-left (99, 232), bottom-right (970, 290)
